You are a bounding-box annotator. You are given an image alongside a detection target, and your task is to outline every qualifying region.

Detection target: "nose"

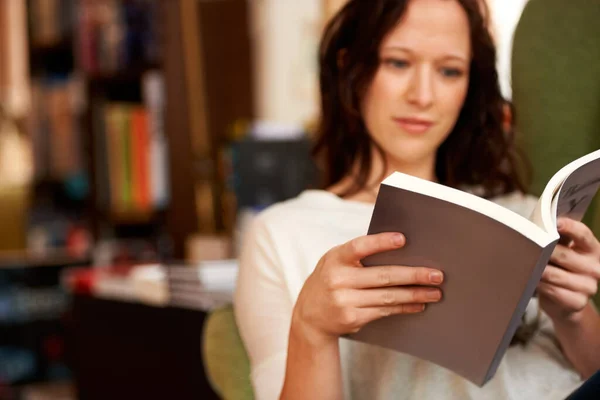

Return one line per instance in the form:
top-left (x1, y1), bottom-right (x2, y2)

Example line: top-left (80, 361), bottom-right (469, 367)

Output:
top-left (406, 66), bottom-right (434, 109)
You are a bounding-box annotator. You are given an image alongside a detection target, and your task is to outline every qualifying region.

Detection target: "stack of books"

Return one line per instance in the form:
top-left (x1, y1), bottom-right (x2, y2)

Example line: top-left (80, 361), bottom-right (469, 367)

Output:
top-left (166, 260), bottom-right (238, 311)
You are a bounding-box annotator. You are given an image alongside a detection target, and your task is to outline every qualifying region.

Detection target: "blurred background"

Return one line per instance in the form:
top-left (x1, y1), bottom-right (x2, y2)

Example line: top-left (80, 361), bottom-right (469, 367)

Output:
top-left (0, 0), bottom-right (598, 399)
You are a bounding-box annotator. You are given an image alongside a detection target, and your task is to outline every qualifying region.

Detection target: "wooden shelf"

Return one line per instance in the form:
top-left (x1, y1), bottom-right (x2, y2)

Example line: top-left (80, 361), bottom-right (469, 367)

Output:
top-left (85, 62), bottom-right (162, 84)
top-left (30, 35), bottom-right (73, 54)
top-left (0, 249), bottom-right (89, 269)
top-left (109, 209), bottom-right (164, 225)
top-left (29, 35), bottom-right (74, 75)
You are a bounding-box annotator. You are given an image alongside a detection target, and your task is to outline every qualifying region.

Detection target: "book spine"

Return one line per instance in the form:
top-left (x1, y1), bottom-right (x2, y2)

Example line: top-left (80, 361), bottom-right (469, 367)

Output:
top-left (482, 241), bottom-right (558, 385)
top-left (105, 105), bottom-right (122, 212)
top-left (120, 105), bottom-right (132, 209)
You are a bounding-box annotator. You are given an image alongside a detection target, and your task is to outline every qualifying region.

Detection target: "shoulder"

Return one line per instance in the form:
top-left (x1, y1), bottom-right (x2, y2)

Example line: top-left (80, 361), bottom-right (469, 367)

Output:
top-left (241, 191), bottom-right (337, 247)
top-left (489, 191), bottom-right (539, 218)
top-left (242, 190), bottom-right (372, 264)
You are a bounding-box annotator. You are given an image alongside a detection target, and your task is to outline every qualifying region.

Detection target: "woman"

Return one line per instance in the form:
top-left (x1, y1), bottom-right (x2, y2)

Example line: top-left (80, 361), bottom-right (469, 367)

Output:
top-left (234, 0), bottom-right (600, 399)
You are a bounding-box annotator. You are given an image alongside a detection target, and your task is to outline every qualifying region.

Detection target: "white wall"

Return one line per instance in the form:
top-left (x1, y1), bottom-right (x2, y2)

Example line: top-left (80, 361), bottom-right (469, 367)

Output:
top-left (3, 0), bottom-right (30, 117)
top-left (486, 0), bottom-right (530, 100)
top-left (249, 0), bottom-right (323, 126)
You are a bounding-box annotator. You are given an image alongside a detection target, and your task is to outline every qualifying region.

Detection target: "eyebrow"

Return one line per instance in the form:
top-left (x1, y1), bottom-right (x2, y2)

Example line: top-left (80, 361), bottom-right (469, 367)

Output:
top-left (382, 46), bottom-right (469, 63)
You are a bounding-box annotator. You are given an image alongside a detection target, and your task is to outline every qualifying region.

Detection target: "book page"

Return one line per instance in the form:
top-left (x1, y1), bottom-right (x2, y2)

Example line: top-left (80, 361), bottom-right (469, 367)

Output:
top-left (553, 159), bottom-right (600, 224)
top-left (533, 149), bottom-right (600, 234)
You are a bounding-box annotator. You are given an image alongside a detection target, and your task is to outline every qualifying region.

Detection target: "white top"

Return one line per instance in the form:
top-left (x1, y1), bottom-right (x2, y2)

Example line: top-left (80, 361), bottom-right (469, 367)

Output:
top-left (234, 190), bottom-right (583, 400)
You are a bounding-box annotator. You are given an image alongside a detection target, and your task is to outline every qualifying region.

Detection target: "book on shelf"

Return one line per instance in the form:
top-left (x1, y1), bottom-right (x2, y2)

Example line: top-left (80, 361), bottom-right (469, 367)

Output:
top-left (348, 148), bottom-right (600, 387)
top-left (100, 96), bottom-right (168, 216)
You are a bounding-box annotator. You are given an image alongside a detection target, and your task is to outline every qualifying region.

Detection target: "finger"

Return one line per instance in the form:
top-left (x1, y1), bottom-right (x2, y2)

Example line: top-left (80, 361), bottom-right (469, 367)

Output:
top-left (557, 218), bottom-right (600, 253)
top-left (337, 232), bottom-right (405, 264)
top-left (348, 265), bottom-right (444, 289)
top-left (549, 245), bottom-right (600, 278)
top-left (537, 282), bottom-right (589, 312)
top-left (347, 287), bottom-right (442, 308)
top-left (353, 304), bottom-right (426, 329)
top-left (540, 265), bottom-right (598, 297)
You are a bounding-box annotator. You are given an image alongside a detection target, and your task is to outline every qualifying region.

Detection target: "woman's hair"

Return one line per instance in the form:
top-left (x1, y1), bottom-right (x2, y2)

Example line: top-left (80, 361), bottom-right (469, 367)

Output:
top-left (312, 0), bottom-right (529, 199)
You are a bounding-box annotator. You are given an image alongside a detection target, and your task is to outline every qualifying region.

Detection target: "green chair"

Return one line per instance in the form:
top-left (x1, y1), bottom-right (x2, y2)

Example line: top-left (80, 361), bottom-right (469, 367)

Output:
top-left (202, 305), bottom-right (254, 399)
top-left (511, 0), bottom-right (600, 236)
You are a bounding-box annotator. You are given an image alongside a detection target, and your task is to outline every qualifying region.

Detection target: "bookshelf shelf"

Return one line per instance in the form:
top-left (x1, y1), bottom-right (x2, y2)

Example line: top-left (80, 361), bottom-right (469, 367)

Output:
top-left (30, 36), bottom-right (73, 55)
top-left (86, 67), bottom-right (160, 84)
top-left (0, 250), bottom-right (88, 270)
top-left (109, 210), bottom-right (162, 225)
top-left (28, 37), bottom-right (74, 74)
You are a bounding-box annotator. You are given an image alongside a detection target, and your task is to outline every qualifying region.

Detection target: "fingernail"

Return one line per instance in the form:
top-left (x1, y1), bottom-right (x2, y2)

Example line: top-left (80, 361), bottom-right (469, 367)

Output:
top-left (392, 233), bottom-right (404, 246)
top-left (426, 289), bottom-right (442, 300)
top-left (430, 271), bottom-right (443, 284)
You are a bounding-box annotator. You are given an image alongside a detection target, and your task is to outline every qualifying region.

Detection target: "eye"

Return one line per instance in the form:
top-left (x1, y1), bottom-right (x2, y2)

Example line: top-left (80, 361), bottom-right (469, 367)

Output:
top-left (384, 58), bottom-right (410, 69)
top-left (440, 67), bottom-right (464, 78)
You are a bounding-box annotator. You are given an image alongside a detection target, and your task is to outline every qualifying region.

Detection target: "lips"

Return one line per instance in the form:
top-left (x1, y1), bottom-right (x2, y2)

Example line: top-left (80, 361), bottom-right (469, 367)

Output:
top-left (394, 117), bottom-right (434, 134)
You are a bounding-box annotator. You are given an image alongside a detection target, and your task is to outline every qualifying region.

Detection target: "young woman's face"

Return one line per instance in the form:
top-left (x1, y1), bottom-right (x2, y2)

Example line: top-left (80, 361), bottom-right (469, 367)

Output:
top-left (361, 0), bottom-right (471, 172)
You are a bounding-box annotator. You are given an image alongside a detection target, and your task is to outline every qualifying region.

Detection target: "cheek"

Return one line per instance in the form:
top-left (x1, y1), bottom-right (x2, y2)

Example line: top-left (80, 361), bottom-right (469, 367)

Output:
top-left (362, 72), bottom-right (401, 128)
top-left (440, 81), bottom-right (469, 120)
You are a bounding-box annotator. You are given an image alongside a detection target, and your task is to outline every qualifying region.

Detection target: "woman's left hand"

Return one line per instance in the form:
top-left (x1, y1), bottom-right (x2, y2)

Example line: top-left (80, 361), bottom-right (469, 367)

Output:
top-left (538, 218), bottom-right (600, 323)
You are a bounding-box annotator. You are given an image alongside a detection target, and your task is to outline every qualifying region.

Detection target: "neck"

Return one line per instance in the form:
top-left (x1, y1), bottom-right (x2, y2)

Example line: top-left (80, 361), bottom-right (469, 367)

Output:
top-left (327, 148), bottom-right (437, 203)
top-left (375, 155), bottom-right (437, 183)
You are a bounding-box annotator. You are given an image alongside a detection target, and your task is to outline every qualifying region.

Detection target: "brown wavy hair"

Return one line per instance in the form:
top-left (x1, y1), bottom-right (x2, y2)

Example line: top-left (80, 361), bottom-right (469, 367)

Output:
top-left (312, 0), bottom-right (529, 199)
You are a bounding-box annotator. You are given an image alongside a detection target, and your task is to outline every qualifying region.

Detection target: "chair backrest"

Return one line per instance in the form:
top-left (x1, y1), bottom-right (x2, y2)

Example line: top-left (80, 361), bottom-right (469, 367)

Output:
top-left (202, 305), bottom-right (254, 400)
top-left (511, 0), bottom-right (600, 238)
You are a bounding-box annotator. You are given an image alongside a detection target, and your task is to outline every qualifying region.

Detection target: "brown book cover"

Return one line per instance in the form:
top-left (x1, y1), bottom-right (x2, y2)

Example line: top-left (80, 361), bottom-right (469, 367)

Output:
top-left (349, 149), bottom-right (600, 386)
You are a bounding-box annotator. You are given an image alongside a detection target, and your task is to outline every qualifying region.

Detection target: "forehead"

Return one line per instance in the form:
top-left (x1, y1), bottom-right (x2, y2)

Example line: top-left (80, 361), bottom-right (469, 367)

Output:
top-left (381, 0), bottom-right (471, 58)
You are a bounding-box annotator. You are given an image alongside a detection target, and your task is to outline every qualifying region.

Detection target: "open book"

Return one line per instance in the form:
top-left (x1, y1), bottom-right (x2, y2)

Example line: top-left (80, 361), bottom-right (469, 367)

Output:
top-left (348, 149), bottom-right (600, 387)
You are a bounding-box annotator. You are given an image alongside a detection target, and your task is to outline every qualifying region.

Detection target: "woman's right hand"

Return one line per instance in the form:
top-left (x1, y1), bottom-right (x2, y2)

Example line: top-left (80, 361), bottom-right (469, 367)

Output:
top-left (292, 232), bottom-right (444, 346)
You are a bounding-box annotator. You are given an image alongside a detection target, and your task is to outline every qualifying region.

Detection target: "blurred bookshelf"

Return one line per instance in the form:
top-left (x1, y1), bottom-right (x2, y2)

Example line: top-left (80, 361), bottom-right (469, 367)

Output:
top-left (23, 0), bottom-right (255, 262)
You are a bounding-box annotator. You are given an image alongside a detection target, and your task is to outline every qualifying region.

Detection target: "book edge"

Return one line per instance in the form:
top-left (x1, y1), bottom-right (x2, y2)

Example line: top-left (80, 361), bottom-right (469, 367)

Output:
top-left (381, 173), bottom-right (558, 247)
top-left (480, 241), bottom-right (558, 386)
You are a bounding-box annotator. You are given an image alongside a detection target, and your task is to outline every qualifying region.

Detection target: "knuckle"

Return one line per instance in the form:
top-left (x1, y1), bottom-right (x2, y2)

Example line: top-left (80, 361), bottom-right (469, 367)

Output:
top-left (592, 264), bottom-right (600, 279)
top-left (411, 289), bottom-right (421, 303)
top-left (577, 295), bottom-right (589, 310)
top-left (331, 290), bottom-right (346, 307)
top-left (324, 272), bottom-right (344, 290)
top-left (381, 290), bottom-right (395, 305)
top-left (340, 309), bottom-right (358, 328)
top-left (379, 307), bottom-right (392, 317)
top-left (590, 281), bottom-right (598, 296)
top-left (349, 239), bottom-right (361, 257)
top-left (349, 326), bottom-right (361, 334)
top-left (322, 269), bottom-right (335, 287)
top-left (544, 283), bottom-right (556, 296)
top-left (377, 266), bottom-right (393, 286)
top-left (557, 249), bottom-right (569, 264)
top-left (416, 268), bottom-right (429, 283)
